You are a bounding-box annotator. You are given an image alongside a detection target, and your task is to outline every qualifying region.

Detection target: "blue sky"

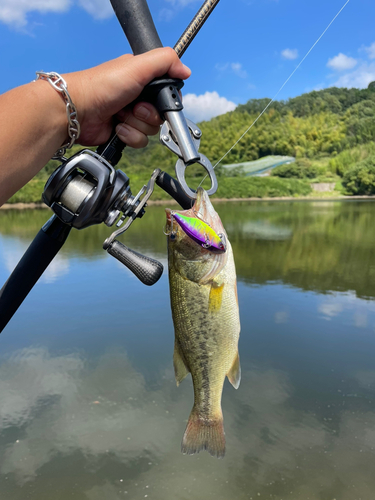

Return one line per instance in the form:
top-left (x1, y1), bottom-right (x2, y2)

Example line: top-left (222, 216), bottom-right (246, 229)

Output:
top-left (0, 0), bottom-right (374, 122)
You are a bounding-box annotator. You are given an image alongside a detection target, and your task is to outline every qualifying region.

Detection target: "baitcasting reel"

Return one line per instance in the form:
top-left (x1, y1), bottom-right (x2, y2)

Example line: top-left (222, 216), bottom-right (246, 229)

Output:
top-left (43, 148), bottom-right (164, 286)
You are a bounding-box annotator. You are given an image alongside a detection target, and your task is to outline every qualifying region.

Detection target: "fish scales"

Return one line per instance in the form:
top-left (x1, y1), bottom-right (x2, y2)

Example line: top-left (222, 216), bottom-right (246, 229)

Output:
top-left (166, 188), bottom-right (241, 458)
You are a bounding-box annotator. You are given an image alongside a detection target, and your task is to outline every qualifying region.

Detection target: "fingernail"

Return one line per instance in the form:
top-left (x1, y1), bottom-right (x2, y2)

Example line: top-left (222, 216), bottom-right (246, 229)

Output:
top-left (116, 123), bottom-right (130, 138)
top-left (134, 105), bottom-right (150, 120)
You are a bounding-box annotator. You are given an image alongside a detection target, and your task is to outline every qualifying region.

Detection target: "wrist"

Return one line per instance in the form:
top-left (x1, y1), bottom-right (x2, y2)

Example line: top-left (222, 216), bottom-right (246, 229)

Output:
top-left (36, 72), bottom-right (81, 157)
top-left (32, 78), bottom-right (72, 151)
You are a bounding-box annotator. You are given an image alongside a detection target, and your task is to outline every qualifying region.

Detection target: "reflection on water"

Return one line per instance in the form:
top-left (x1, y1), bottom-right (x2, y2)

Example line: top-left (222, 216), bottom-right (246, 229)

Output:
top-left (3, 237), bottom-right (70, 283)
top-left (1, 201), bottom-right (375, 499)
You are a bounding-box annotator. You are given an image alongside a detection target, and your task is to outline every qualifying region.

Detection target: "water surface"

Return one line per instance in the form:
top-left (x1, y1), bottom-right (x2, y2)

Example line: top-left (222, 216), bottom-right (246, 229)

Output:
top-left (1, 201), bottom-right (375, 500)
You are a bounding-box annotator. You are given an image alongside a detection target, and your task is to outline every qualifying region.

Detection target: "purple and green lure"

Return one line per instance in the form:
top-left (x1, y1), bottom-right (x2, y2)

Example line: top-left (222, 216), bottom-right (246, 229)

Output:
top-left (173, 213), bottom-right (226, 253)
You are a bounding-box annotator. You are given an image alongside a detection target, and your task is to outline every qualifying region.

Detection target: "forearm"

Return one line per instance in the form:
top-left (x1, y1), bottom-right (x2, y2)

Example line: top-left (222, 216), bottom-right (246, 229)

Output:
top-left (0, 80), bottom-right (68, 206)
top-left (0, 49), bottom-right (190, 207)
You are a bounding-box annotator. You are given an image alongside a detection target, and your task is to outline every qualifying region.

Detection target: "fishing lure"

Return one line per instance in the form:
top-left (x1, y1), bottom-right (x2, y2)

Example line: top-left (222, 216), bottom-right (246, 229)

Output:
top-left (171, 212), bottom-right (226, 253)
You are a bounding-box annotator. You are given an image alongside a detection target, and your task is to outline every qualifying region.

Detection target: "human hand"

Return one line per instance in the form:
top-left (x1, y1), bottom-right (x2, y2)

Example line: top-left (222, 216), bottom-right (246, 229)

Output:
top-left (64, 47), bottom-right (191, 148)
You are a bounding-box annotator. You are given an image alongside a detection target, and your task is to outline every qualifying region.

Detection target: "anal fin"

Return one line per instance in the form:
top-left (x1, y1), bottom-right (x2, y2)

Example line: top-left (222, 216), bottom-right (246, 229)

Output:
top-left (174, 341), bottom-right (190, 386)
top-left (227, 352), bottom-right (241, 389)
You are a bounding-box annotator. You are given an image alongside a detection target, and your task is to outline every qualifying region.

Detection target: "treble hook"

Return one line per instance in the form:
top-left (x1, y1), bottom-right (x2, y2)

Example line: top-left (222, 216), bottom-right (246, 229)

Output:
top-left (163, 211), bottom-right (177, 239)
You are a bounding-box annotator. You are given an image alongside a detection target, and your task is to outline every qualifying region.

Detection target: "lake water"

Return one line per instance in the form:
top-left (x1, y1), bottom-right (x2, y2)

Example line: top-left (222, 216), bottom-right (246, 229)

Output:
top-left (1, 200), bottom-right (375, 500)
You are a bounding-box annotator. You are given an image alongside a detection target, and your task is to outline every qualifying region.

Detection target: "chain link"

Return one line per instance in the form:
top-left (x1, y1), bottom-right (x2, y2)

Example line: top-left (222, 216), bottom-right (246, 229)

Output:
top-left (35, 71), bottom-right (81, 159)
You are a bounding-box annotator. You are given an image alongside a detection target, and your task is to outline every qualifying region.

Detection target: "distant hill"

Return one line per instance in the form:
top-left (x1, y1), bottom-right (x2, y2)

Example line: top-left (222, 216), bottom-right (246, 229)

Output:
top-left (30, 82), bottom-right (375, 203)
top-left (113, 82), bottom-right (375, 179)
top-left (10, 83), bottom-right (375, 205)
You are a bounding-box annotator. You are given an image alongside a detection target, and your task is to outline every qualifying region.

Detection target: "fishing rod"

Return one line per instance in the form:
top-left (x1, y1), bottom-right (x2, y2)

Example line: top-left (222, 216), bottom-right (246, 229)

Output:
top-left (0, 0), bottom-right (220, 333)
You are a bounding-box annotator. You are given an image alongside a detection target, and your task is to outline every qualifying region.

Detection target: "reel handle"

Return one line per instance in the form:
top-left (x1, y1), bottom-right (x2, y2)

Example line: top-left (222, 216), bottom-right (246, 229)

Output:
top-left (106, 240), bottom-right (163, 286)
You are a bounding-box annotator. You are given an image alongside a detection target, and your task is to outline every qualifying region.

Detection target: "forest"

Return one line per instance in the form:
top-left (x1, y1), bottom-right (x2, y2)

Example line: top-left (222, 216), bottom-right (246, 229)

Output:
top-left (8, 81), bottom-right (375, 203)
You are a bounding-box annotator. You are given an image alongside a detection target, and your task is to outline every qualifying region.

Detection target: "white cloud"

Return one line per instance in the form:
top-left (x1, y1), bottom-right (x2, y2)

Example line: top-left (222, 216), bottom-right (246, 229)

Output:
top-left (158, 8), bottom-right (174, 22)
top-left (3, 239), bottom-right (69, 283)
top-left (78, 0), bottom-right (113, 19)
top-left (215, 62), bottom-right (247, 78)
top-left (281, 48), bottom-right (298, 60)
top-left (183, 91), bottom-right (236, 122)
top-left (0, 0), bottom-right (71, 27)
top-left (325, 43), bottom-right (375, 89)
top-left (3, 346), bottom-right (375, 498)
top-left (159, 0), bottom-right (200, 21)
top-left (354, 311), bottom-right (368, 328)
top-left (274, 311), bottom-right (288, 324)
top-left (364, 42), bottom-right (375, 60)
top-left (327, 53), bottom-right (357, 71)
top-left (230, 62), bottom-right (247, 78)
top-left (333, 62), bottom-right (375, 89)
top-left (0, 0), bottom-right (112, 27)
top-left (318, 302), bottom-right (343, 319)
top-left (165, 0), bottom-right (200, 6)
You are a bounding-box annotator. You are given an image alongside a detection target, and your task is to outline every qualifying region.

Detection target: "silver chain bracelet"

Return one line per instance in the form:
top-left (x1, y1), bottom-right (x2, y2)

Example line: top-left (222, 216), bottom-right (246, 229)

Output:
top-left (35, 71), bottom-right (81, 159)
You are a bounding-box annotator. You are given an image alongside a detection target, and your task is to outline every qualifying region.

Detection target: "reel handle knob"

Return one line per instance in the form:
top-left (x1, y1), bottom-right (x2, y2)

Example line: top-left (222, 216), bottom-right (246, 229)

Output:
top-left (106, 240), bottom-right (163, 286)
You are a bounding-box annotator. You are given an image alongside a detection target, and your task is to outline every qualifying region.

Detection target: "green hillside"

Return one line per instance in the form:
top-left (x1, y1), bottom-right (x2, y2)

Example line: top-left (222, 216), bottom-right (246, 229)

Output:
top-left (9, 82), bottom-right (375, 203)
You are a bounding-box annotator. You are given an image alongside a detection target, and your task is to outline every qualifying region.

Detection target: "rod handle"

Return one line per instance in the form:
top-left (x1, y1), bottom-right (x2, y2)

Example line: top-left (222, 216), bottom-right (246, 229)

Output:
top-left (156, 171), bottom-right (194, 209)
top-left (110, 0), bottom-right (163, 54)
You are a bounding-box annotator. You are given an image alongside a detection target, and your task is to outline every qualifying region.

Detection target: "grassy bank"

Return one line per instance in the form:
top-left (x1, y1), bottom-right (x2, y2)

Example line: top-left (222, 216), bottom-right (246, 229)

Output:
top-left (6, 172), bottom-right (312, 205)
top-left (8, 141), bottom-right (375, 205)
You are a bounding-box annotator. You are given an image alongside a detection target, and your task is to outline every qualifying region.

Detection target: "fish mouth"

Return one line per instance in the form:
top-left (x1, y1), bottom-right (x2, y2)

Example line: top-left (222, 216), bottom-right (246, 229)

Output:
top-left (165, 188), bottom-right (205, 220)
top-left (165, 188), bottom-right (225, 243)
top-left (193, 187), bottom-right (205, 213)
top-left (165, 208), bottom-right (172, 222)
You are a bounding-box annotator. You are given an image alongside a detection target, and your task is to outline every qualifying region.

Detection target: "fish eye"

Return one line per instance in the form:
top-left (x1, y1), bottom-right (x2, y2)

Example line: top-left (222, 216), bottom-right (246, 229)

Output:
top-left (170, 233), bottom-right (176, 241)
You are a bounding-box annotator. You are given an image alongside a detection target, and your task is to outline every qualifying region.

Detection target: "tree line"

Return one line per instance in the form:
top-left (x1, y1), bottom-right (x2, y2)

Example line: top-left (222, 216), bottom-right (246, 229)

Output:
top-left (11, 81), bottom-right (375, 203)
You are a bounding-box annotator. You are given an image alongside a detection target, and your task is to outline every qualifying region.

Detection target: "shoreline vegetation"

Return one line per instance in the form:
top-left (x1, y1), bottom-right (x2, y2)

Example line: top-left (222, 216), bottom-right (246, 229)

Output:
top-left (7, 82), bottom-right (375, 205)
top-left (3, 194), bottom-right (375, 210)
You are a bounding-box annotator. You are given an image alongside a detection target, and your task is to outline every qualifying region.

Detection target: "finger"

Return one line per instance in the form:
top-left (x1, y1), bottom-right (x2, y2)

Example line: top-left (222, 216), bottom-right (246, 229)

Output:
top-left (133, 102), bottom-right (162, 126)
top-left (117, 108), bottom-right (160, 137)
top-left (117, 102), bottom-right (162, 127)
top-left (95, 48), bottom-right (191, 107)
top-left (124, 47), bottom-right (191, 89)
top-left (115, 123), bottom-right (149, 149)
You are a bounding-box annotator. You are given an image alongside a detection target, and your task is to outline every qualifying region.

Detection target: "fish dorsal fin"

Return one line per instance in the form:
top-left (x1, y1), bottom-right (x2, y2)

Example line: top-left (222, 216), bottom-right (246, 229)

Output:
top-left (174, 341), bottom-right (190, 386)
top-left (227, 352), bottom-right (241, 389)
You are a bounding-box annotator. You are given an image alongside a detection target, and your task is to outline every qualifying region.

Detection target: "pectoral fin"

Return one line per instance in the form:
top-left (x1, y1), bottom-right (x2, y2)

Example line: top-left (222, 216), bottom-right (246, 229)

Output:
top-left (174, 341), bottom-right (190, 386)
top-left (208, 283), bottom-right (224, 313)
top-left (227, 352), bottom-right (241, 389)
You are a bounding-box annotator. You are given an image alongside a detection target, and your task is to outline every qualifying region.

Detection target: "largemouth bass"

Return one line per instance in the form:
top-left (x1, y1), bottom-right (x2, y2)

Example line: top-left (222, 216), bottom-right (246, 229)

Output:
top-left (165, 188), bottom-right (241, 458)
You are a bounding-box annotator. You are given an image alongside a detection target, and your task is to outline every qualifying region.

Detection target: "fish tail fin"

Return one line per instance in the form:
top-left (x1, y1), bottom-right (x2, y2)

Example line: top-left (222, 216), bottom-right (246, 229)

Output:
top-left (181, 408), bottom-right (225, 458)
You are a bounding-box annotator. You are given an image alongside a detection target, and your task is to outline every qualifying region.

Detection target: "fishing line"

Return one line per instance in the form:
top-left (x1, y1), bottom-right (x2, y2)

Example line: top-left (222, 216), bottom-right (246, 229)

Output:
top-left (197, 0), bottom-right (351, 189)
